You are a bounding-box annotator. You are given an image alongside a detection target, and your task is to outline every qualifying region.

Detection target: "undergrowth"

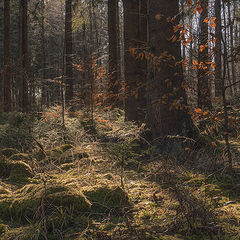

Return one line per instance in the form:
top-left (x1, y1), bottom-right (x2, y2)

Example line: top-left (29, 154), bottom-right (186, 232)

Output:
top-left (0, 107), bottom-right (239, 240)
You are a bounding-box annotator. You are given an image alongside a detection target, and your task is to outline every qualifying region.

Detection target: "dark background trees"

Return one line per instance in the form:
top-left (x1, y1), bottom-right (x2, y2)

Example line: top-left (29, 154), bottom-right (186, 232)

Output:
top-left (0, 0), bottom-right (239, 161)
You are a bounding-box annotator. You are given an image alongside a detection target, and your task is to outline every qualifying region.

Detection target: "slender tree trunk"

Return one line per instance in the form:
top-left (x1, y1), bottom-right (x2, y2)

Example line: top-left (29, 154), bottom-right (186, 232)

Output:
top-left (198, 0), bottom-right (212, 108)
top-left (65, 0), bottom-right (74, 107)
top-left (41, 0), bottom-right (47, 107)
top-left (214, 0), bottom-right (222, 98)
top-left (21, 0), bottom-right (29, 112)
top-left (123, 0), bottom-right (147, 122)
top-left (3, 0), bottom-right (12, 112)
top-left (227, 0), bottom-right (237, 94)
top-left (108, 0), bottom-right (121, 107)
top-left (223, 1), bottom-right (233, 95)
top-left (147, 0), bottom-right (194, 138)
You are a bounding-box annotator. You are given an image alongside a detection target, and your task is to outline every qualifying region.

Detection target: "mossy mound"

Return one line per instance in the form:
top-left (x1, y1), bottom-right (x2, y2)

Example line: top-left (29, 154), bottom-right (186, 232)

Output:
top-left (8, 161), bottom-right (33, 184)
top-left (83, 186), bottom-right (129, 215)
top-left (0, 183), bottom-right (91, 223)
top-left (0, 148), bottom-right (19, 158)
top-left (0, 158), bottom-right (33, 183)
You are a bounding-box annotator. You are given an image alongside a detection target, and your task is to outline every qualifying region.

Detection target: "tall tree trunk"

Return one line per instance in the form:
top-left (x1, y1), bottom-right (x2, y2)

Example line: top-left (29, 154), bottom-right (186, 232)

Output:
top-left (65, 0), bottom-right (73, 107)
top-left (214, 0), bottom-right (222, 98)
top-left (3, 0), bottom-right (12, 112)
top-left (223, 1), bottom-right (232, 95)
top-left (227, 0), bottom-right (237, 94)
top-left (41, 0), bottom-right (47, 107)
top-left (21, 0), bottom-right (29, 112)
top-left (108, 0), bottom-right (121, 108)
top-left (198, 0), bottom-right (212, 108)
top-left (123, 0), bottom-right (147, 122)
top-left (147, 0), bottom-right (193, 138)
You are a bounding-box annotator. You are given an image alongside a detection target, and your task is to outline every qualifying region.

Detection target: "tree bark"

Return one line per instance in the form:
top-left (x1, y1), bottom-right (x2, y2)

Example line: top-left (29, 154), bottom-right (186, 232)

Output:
top-left (147, 0), bottom-right (194, 139)
top-left (21, 0), bottom-right (29, 112)
top-left (3, 0), bottom-right (12, 112)
top-left (214, 0), bottom-right (222, 98)
top-left (123, 0), bottom-right (147, 122)
top-left (65, 0), bottom-right (74, 106)
top-left (108, 0), bottom-right (121, 108)
top-left (198, 0), bottom-right (212, 108)
top-left (41, 0), bottom-right (48, 107)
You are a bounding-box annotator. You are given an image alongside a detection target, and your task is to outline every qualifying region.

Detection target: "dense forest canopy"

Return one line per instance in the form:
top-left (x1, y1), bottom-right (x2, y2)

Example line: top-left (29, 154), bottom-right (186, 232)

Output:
top-left (0, 0), bottom-right (240, 239)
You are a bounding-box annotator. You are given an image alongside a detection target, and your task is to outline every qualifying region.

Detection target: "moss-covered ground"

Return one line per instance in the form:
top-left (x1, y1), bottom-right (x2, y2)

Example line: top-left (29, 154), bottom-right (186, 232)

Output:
top-left (0, 108), bottom-right (239, 240)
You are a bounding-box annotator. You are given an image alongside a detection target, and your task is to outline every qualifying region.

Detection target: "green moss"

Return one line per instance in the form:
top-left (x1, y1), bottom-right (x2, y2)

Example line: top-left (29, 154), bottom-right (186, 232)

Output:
top-left (8, 161), bottom-right (33, 183)
top-left (185, 175), bottom-right (206, 187)
top-left (83, 186), bottom-right (129, 214)
top-left (0, 223), bottom-right (8, 235)
top-left (45, 186), bottom-right (91, 213)
top-left (0, 225), bottom-right (38, 240)
top-left (0, 183), bottom-right (91, 223)
top-left (0, 158), bottom-right (33, 183)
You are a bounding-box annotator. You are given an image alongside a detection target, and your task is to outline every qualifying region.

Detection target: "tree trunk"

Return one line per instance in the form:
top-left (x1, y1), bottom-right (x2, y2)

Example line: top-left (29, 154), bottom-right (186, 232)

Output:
top-left (227, 0), bottom-right (237, 94)
top-left (41, 0), bottom-right (47, 107)
top-left (147, 0), bottom-right (194, 139)
top-left (198, 0), bottom-right (212, 108)
top-left (3, 0), bottom-right (12, 112)
top-left (65, 0), bottom-right (73, 107)
top-left (214, 0), bottom-right (222, 98)
top-left (108, 0), bottom-right (121, 108)
top-left (123, 0), bottom-right (147, 122)
top-left (21, 0), bottom-right (29, 112)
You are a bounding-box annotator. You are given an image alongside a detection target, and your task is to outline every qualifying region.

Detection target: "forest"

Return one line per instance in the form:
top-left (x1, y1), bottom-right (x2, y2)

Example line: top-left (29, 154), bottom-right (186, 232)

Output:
top-left (0, 0), bottom-right (240, 239)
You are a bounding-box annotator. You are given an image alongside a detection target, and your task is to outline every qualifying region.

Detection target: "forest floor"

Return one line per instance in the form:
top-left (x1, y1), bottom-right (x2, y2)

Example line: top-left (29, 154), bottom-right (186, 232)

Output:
top-left (0, 107), bottom-right (239, 240)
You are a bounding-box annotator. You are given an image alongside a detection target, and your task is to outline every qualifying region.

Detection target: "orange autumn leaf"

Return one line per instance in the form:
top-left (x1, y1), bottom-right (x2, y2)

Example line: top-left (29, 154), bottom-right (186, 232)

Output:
top-left (192, 60), bottom-right (198, 65)
top-left (194, 5), bottom-right (203, 14)
top-left (187, 0), bottom-right (192, 7)
top-left (211, 142), bottom-right (217, 147)
top-left (203, 17), bottom-right (210, 23)
top-left (195, 108), bottom-right (202, 114)
top-left (210, 63), bottom-right (216, 68)
top-left (199, 45), bottom-right (208, 52)
top-left (210, 22), bottom-right (216, 28)
top-left (172, 35), bottom-right (178, 43)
